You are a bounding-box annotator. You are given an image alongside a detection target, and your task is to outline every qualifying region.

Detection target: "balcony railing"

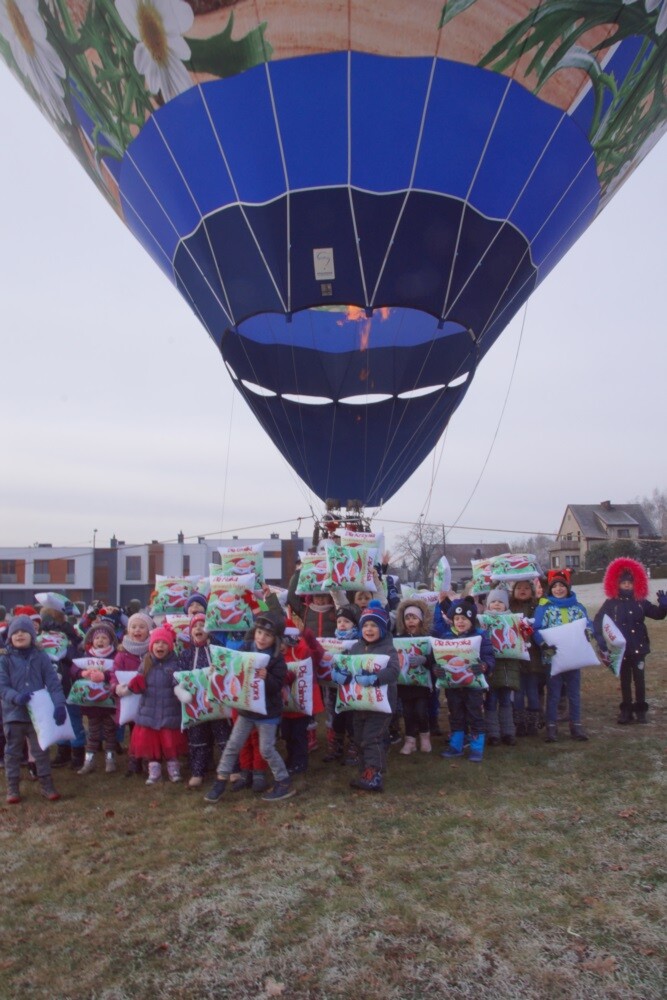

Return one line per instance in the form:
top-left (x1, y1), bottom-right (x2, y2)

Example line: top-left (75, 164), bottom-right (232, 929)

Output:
top-left (550, 539), bottom-right (581, 551)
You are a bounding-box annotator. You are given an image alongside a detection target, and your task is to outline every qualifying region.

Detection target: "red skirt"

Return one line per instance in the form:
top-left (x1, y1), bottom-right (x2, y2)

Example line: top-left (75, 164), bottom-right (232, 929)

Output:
top-left (130, 725), bottom-right (187, 761)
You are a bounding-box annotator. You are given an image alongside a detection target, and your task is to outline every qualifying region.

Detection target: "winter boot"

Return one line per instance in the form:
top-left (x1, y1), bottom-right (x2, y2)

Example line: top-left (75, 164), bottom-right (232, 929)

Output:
top-left (514, 708), bottom-right (527, 737)
top-left (418, 732), bottom-right (432, 753)
top-left (468, 733), bottom-right (485, 763)
top-left (440, 731), bottom-right (465, 758)
top-left (70, 746), bottom-right (86, 771)
top-left (544, 724), bottom-right (558, 743)
top-left (569, 722), bottom-right (589, 742)
top-left (167, 760), bottom-right (182, 782)
top-left (77, 752), bottom-right (96, 775)
top-left (323, 736), bottom-right (344, 763)
top-left (399, 736), bottom-right (417, 756)
top-left (343, 741), bottom-right (360, 766)
top-left (51, 745), bottom-right (71, 768)
top-left (39, 776), bottom-right (61, 801)
top-left (526, 709), bottom-right (540, 736)
top-left (350, 766), bottom-right (383, 792)
top-left (230, 769), bottom-right (252, 792)
top-left (145, 761), bottom-right (162, 785)
top-left (104, 750), bottom-right (117, 774)
top-left (252, 770), bottom-right (268, 793)
top-left (6, 781), bottom-right (21, 805)
top-left (262, 779), bottom-right (296, 802)
top-left (203, 777), bottom-right (228, 802)
top-left (634, 702), bottom-right (648, 725)
top-left (617, 703), bottom-right (634, 724)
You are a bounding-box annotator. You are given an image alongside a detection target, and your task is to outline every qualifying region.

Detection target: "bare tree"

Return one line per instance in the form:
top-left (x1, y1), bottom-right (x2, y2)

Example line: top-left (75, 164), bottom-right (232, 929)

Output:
top-left (394, 521), bottom-right (444, 585)
top-left (632, 488), bottom-right (667, 537)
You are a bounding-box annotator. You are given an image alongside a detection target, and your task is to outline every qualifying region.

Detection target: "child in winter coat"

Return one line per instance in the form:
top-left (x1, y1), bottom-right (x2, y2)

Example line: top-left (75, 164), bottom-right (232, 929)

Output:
top-left (394, 598), bottom-right (434, 755)
top-left (322, 605), bottom-right (360, 765)
top-left (0, 615), bottom-right (66, 803)
top-left (533, 570), bottom-right (593, 742)
top-left (436, 601), bottom-right (495, 762)
top-left (280, 621), bottom-right (324, 776)
top-left (483, 588), bottom-right (520, 746)
top-left (509, 579), bottom-right (544, 736)
top-left (204, 613), bottom-right (295, 802)
top-left (118, 624), bottom-right (187, 784)
top-left (112, 611), bottom-right (154, 776)
top-left (331, 601), bottom-right (400, 792)
top-left (38, 597), bottom-right (86, 770)
top-left (593, 558), bottom-right (667, 724)
top-left (73, 619), bottom-right (119, 776)
top-left (175, 613), bottom-right (231, 788)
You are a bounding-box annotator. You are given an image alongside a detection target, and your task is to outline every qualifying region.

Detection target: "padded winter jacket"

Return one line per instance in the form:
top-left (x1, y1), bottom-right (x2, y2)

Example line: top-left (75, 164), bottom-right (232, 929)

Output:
top-left (0, 644), bottom-right (66, 723)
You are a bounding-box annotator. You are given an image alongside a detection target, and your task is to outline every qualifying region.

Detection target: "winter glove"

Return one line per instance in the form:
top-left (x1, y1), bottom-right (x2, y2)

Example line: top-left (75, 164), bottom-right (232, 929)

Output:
top-left (657, 589), bottom-right (667, 608)
top-left (470, 661), bottom-right (485, 676)
top-left (331, 667), bottom-right (352, 686)
top-left (173, 683), bottom-right (193, 705)
top-left (53, 704), bottom-right (67, 726)
top-left (408, 654), bottom-right (426, 669)
top-left (353, 673), bottom-right (377, 687)
top-left (15, 691), bottom-right (32, 706)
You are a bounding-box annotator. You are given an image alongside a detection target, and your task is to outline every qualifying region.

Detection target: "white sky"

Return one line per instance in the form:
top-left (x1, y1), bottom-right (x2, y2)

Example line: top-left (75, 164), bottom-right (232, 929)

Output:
top-left (0, 69), bottom-right (665, 556)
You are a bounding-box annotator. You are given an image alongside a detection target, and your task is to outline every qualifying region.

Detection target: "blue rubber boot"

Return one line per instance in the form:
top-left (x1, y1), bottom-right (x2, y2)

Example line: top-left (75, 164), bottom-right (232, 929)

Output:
top-left (441, 731), bottom-right (465, 758)
top-left (468, 733), bottom-right (485, 762)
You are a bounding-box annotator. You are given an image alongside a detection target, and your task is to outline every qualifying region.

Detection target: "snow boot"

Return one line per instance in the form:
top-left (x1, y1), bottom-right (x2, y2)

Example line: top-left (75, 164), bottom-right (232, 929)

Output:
top-left (145, 761), bottom-right (162, 785)
top-left (399, 736), bottom-right (417, 756)
top-left (77, 752), bottom-right (96, 775)
top-left (544, 724), bottom-right (558, 743)
top-left (167, 760), bottom-right (182, 782)
top-left (617, 703), bottom-right (634, 724)
top-left (51, 745), bottom-right (71, 768)
top-left (468, 733), bottom-right (485, 763)
top-left (634, 702), bottom-right (648, 725)
top-left (418, 732), bottom-right (432, 753)
top-left (440, 731), bottom-right (465, 758)
top-left (350, 766), bottom-right (383, 792)
top-left (104, 750), bottom-right (117, 774)
top-left (569, 722), bottom-right (589, 742)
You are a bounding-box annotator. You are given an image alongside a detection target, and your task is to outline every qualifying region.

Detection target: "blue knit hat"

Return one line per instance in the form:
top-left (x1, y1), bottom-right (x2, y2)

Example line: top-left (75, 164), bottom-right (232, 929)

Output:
top-left (185, 593), bottom-right (208, 614)
top-left (359, 600), bottom-right (389, 638)
top-left (8, 615), bottom-right (37, 642)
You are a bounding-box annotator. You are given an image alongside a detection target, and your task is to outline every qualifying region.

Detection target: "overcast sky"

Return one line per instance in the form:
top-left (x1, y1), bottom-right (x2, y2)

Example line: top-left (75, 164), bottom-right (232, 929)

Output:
top-left (0, 70), bottom-right (665, 557)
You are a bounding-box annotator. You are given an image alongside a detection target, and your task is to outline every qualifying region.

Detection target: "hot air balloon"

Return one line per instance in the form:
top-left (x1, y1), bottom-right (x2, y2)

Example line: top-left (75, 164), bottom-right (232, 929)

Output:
top-left (1, 0), bottom-right (664, 505)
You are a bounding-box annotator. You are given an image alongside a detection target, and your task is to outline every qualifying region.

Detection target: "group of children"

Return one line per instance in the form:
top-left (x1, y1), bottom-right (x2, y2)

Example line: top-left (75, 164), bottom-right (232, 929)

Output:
top-left (0, 556), bottom-right (664, 804)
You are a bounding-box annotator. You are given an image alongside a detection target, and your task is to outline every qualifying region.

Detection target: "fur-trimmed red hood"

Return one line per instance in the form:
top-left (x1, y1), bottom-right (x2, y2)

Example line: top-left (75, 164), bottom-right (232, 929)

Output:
top-left (603, 558), bottom-right (649, 600)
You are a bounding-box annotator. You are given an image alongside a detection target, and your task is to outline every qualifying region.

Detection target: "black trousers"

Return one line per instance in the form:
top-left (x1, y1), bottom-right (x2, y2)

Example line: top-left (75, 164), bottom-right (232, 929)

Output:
top-left (619, 654), bottom-right (647, 708)
top-left (445, 688), bottom-right (485, 735)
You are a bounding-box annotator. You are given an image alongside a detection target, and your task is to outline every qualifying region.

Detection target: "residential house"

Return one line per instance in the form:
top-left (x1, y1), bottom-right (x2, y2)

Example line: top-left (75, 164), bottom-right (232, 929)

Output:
top-left (548, 501), bottom-right (659, 570)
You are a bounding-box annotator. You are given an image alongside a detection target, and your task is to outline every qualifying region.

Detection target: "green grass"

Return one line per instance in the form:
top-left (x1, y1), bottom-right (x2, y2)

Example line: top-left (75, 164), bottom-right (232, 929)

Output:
top-left (1, 619), bottom-right (665, 1000)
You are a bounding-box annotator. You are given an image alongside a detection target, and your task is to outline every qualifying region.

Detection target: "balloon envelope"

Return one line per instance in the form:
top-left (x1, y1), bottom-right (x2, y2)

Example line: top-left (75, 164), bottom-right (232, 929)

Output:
top-left (1, 0), bottom-right (664, 503)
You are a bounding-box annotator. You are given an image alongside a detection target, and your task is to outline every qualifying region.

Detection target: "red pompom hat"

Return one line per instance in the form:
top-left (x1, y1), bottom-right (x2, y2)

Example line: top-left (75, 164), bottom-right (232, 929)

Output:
top-left (603, 558), bottom-right (649, 601)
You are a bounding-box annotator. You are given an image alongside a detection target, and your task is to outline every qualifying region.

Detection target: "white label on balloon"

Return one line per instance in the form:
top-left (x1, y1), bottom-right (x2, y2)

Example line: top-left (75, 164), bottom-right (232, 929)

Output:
top-left (313, 248), bottom-right (335, 280)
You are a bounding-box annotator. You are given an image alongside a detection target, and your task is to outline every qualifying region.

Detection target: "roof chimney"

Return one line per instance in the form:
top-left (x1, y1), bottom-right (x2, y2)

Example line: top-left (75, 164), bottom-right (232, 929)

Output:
top-left (600, 500), bottom-right (612, 510)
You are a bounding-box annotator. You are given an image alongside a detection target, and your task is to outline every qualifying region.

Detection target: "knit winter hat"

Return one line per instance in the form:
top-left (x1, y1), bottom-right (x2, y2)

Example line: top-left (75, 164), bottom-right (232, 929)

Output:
top-left (547, 569), bottom-right (571, 594)
top-left (336, 604), bottom-right (359, 626)
top-left (486, 588), bottom-right (510, 611)
top-left (359, 600), bottom-right (389, 638)
top-left (13, 604), bottom-right (41, 622)
top-left (451, 602), bottom-right (478, 627)
top-left (8, 615), bottom-right (37, 642)
top-left (185, 593), bottom-right (208, 614)
top-left (149, 623), bottom-right (176, 653)
top-left (127, 612), bottom-right (154, 633)
top-left (84, 619), bottom-right (117, 648)
top-left (403, 605), bottom-right (424, 621)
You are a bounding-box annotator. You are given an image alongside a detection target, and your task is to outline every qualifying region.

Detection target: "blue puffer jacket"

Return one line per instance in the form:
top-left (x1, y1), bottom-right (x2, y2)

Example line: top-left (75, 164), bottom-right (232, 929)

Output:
top-left (532, 592), bottom-right (592, 646)
top-left (134, 655), bottom-right (181, 731)
top-left (0, 644), bottom-right (66, 723)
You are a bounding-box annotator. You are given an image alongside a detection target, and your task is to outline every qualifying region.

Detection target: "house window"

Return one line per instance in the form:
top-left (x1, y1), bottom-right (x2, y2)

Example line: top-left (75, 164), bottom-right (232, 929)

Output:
top-left (126, 556), bottom-right (142, 581)
top-left (617, 529), bottom-right (630, 538)
top-left (211, 552), bottom-right (221, 566)
top-left (552, 556), bottom-right (560, 568)
top-left (565, 555), bottom-right (580, 568)
top-left (182, 555), bottom-right (190, 576)
top-left (34, 559), bottom-right (50, 584)
top-left (0, 560), bottom-right (17, 584)
top-left (66, 560), bottom-right (75, 584)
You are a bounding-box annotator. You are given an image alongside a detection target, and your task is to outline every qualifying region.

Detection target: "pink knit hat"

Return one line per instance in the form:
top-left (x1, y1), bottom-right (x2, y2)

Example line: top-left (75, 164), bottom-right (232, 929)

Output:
top-left (149, 623), bottom-right (176, 653)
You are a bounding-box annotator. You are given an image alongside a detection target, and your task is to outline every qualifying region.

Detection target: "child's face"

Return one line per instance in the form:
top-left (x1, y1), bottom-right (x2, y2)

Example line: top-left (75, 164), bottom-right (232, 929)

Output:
top-left (254, 626), bottom-right (274, 650)
top-left (487, 600), bottom-right (506, 612)
top-left (404, 613), bottom-right (421, 635)
top-left (311, 594), bottom-right (330, 607)
top-left (187, 602), bottom-right (206, 617)
top-left (127, 620), bottom-right (149, 641)
top-left (362, 621), bottom-right (381, 643)
top-left (337, 616), bottom-right (355, 632)
top-left (619, 579), bottom-right (634, 593)
top-left (551, 582), bottom-right (568, 599)
top-left (92, 631), bottom-right (111, 649)
top-left (152, 640), bottom-right (171, 659)
top-left (453, 614), bottom-right (472, 634)
top-left (10, 629), bottom-right (32, 649)
top-left (513, 581), bottom-right (533, 602)
top-left (354, 591), bottom-right (372, 609)
top-left (190, 621), bottom-right (207, 643)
